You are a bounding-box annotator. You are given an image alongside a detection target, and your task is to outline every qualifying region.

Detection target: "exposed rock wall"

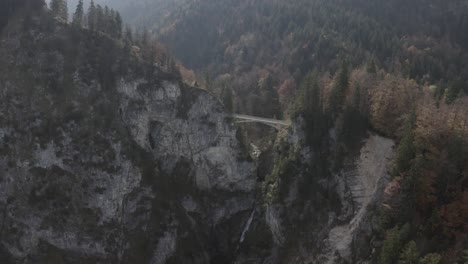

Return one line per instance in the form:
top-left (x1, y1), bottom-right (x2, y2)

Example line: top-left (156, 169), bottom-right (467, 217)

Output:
top-left (320, 135), bottom-right (395, 263)
top-left (117, 79), bottom-right (255, 192)
top-left (234, 117), bottom-right (395, 264)
top-left (0, 24), bottom-right (256, 263)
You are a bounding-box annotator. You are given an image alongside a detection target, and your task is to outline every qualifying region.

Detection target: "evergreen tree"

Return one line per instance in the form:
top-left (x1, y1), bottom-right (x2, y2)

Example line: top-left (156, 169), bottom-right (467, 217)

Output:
top-left (124, 25), bottom-right (133, 43)
top-left (222, 86), bottom-right (234, 112)
top-left (72, 0), bottom-right (84, 28)
top-left (329, 60), bottom-right (350, 117)
top-left (141, 28), bottom-right (150, 48)
top-left (87, 0), bottom-right (96, 31)
top-left (367, 57), bottom-right (377, 73)
top-left (104, 6), bottom-right (110, 34)
top-left (398, 241), bottom-right (419, 264)
top-left (109, 9), bottom-right (117, 36)
top-left (115, 11), bottom-right (123, 38)
top-left (379, 224), bottom-right (411, 264)
top-left (50, 0), bottom-right (68, 21)
top-left (463, 249), bottom-right (468, 264)
top-left (298, 71), bottom-right (328, 147)
top-left (258, 76), bottom-right (281, 118)
top-left (204, 71), bottom-right (213, 91)
top-left (445, 79), bottom-right (462, 104)
top-left (96, 5), bottom-right (104, 32)
top-left (302, 72), bottom-right (321, 117)
top-left (419, 254), bottom-right (441, 264)
top-left (62, 0), bottom-right (68, 21)
top-left (395, 110), bottom-right (416, 174)
top-left (50, 0), bottom-right (60, 17)
top-left (341, 84), bottom-right (367, 146)
top-left (434, 80), bottom-right (445, 103)
top-left (106, 9), bottom-right (122, 38)
top-left (119, 39), bottom-right (132, 75)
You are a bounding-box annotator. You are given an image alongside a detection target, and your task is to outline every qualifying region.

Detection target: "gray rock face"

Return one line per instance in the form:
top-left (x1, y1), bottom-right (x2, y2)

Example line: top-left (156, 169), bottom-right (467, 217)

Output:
top-left (0, 35), bottom-right (256, 262)
top-left (118, 80), bottom-right (256, 192)
top-left (233, 116), bottom-right (395, 264)
top-left (320, 135), bottom-right (395, 263)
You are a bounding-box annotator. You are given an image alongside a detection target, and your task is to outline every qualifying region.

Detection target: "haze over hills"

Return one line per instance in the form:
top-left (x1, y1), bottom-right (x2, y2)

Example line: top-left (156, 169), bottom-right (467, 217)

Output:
top-left (1, 0), bottom-right (467, 263)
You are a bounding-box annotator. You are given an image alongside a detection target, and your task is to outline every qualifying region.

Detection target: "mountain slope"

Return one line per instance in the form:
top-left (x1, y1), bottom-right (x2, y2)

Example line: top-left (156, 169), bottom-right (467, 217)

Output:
top-left (111, 0), bottom-right (468, 262)
top-left (0, 3), bottom-right (256, 263)
top-left (113, 0), bottom-right (468, 118)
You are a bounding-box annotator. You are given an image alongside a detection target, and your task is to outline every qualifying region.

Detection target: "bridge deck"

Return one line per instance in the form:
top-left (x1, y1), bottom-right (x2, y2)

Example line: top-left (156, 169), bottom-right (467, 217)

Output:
top-left (231, 114), bottom-right (290, 127)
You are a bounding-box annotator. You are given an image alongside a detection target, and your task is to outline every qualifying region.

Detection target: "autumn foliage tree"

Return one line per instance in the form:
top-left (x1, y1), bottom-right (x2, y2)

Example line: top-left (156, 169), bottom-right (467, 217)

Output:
top-left (369, 75), bottom-right (418, 136)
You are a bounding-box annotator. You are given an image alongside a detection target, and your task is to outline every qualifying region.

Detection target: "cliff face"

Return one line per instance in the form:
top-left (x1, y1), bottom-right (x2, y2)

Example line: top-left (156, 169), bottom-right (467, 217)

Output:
top-left (0, 11), bottom-right (256, 263)
top-left (233, 118), bottom-right (395, 264)
top-left (320, 135), bottom-right (395, 263)
top-left (118, 80), bottom-right (255, 192)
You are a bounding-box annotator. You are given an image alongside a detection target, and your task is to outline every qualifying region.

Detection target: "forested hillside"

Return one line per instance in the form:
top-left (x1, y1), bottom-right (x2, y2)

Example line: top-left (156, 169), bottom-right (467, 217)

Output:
top-left (113, 0), bottom-right (468, 262)
top-left (119, 0), bottom-right (468, 117)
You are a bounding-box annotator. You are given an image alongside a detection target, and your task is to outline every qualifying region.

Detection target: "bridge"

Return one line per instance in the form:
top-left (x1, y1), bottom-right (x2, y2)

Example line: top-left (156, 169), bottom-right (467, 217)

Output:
top-left (231, 114), bottom-right (291, 129)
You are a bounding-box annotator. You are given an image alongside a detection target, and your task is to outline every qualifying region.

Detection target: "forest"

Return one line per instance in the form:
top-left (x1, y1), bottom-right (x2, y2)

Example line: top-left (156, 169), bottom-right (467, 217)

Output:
top-left (142, 0), bottom-right (468, 116)
top-left (115, 0), bottom-right (468, 262)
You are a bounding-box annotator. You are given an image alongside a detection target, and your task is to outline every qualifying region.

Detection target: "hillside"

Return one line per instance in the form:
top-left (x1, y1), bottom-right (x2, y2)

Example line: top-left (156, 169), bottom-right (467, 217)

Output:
top-left (0, 1), bottom-right (257, 263)
top-left (114, 0), bottom-right (468, 117)
top-left (113, 0), bottom-right (468, 262)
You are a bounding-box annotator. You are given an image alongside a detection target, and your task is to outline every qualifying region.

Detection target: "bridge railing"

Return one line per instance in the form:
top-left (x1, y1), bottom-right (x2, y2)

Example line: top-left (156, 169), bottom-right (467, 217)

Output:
top-left (231, 114), bottom-right (291, 127)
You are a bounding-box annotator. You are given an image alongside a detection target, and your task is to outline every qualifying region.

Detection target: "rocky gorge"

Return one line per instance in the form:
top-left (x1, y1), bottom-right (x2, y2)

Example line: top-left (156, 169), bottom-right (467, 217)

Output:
top-left (0, 3), bottom-right (399, 264)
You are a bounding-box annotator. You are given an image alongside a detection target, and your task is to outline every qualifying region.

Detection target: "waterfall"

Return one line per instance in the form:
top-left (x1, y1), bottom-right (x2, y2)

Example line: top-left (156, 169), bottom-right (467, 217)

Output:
top-left (240, 209), bottom-right (255, 243)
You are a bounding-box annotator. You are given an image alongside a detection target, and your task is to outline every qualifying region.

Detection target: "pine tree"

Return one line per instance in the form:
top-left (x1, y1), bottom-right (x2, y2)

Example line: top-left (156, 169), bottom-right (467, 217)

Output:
top-left (258, 75), bottom-right (281, 119)
top-left (299, 71), bottom-right (327, 147)
top-left (141, 28), bottom-right (149, 48)
top-left (62, 0), bottom-right (68, 21)
top-left (204, 71), bottom-right (213, 91)
top-left (119, 39), bottom-right (132, 75)
top-left (104, 6), bottom-right (110, 34)
top-left (222, 86), bottom-right (234, 112)
top-left (341, 84), bottom-right (366, 146)
top-left (367, 57), bottom-right (377, 73)
top-left (50, 0), bottom-right (68, 21)
top-left (329, 60), bottom-right (350, 117)
top-left (302, 72), bottom-right (321, 118)
top-left (87, 0), bottom-right (96, 31)
top-left (379, 224), bottom-right (411, 264)
top-left (463, 249), bottom-right (468, 264)
top-left (445, 79), bottom-right (462, 104)
top-left (106, 9), bottom-right (122, 38)
top-left (124, 25), bottom-right (133, 43)
top-left (96, 5), bottom-right (104, 32)
top-left (398, 241), bottom-right (419, 264)
top-left (419, 254), bottom-right (441, 264)
top-left (115, 11), bottom-right (123, 38)
top-left (109, 9), bottom-right (117, 36)
top-left (72, 0), bottom-right (84, 28)
top-left (395, 110), bottom-right (416, 174)
top-left (51, 0), bottom-right (60, 17)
